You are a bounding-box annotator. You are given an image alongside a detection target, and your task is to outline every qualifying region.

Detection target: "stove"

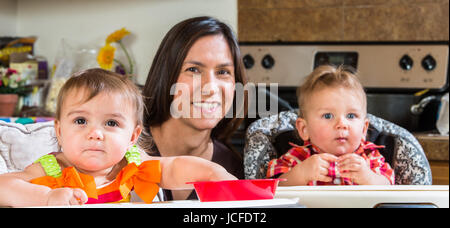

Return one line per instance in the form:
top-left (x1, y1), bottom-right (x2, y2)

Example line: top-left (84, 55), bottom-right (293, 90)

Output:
top-left (238, 41), bottom-right (449, 133)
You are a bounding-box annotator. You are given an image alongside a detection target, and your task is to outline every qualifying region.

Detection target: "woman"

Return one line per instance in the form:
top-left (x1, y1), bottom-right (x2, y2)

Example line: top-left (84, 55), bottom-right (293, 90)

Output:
top-left (140, 16), bottom-right (247, 200)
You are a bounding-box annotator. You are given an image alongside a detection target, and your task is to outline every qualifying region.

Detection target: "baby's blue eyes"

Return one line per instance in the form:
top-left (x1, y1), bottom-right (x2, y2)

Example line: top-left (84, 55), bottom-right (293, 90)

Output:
top-left (323, 113), bottom-right (333, 119)
top-left (321, 113), bottom-right (357, 119)
top-left (347, 113), bottom-right (356, 119)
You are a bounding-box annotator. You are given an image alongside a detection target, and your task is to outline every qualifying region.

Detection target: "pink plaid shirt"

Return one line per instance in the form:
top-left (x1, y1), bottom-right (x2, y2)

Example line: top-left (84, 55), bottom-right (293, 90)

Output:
top-left (266, 141), bottom-right (395, 185)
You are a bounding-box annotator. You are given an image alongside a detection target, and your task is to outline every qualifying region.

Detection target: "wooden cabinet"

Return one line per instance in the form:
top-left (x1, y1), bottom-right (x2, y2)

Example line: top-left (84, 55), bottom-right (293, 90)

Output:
top-left (429, 161), bottom-right (449, 185)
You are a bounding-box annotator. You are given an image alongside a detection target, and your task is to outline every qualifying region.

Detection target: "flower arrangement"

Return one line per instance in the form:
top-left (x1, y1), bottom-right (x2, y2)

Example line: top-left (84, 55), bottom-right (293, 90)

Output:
top-left (97, 28), bottom-right (134, 77)
top-left (0, 67), bottom-right (28, 95)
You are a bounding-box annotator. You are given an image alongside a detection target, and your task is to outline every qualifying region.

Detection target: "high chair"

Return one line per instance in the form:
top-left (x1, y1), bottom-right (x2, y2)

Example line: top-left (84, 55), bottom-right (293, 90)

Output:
top-left (243, 111), bottom-right (432, 185)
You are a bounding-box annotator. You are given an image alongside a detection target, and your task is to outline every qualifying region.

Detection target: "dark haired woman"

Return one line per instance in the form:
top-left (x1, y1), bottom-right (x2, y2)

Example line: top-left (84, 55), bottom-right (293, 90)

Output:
top-left (140, 16), bottom-right (247, 200)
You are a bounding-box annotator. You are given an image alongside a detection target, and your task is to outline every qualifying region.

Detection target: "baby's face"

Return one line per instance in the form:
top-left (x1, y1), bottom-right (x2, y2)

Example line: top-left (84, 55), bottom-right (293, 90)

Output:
top-left (54, 89), bottom-right (141, 173)
top-left (296, 86), bottom-right (369, 156)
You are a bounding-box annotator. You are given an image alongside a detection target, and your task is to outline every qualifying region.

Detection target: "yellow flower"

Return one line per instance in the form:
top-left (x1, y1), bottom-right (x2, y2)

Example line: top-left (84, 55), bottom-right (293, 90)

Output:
top-left (97, 43), bottom-right (116, 70)
top-left (98, 27), bottom-right (134, 75)
top-left (106, 28), bottom-right (130, 44)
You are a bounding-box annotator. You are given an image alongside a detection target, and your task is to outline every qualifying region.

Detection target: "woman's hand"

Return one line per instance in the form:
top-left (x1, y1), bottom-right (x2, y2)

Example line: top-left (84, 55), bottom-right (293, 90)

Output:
top-left (46, 188), bottom-right (88, 206)
top-left (207, 165), bottom-right (237, 181)
top-left (159, 156), bottom-right (237, 190)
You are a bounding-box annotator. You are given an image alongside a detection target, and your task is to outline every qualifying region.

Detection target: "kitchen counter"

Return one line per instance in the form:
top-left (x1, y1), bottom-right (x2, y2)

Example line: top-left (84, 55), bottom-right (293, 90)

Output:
top-left (413, 132), bottom-right (449, 185)
top-left (414, 132), bottom-right (449, 161)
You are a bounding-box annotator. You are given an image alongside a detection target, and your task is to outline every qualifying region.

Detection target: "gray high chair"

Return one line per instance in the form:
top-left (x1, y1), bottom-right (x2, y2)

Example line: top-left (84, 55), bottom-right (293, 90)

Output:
top-left (243, 111), bottom-right (432, 185)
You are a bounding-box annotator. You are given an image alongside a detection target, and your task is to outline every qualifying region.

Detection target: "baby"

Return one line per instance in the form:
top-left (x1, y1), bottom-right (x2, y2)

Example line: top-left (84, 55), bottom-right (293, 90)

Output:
top-left (267, 65), bottom-right (394, 186)
top-left (0, 68), bottom-right (236, 207)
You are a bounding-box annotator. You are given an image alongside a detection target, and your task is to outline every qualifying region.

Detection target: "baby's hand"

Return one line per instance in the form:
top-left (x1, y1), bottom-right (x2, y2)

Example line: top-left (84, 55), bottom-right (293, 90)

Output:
top-left (299, 153), bottom-right (338, 183)
top-left (337, 154), bottom-right (373, 184)
top-left (46, 188), bottom-right (88, 206)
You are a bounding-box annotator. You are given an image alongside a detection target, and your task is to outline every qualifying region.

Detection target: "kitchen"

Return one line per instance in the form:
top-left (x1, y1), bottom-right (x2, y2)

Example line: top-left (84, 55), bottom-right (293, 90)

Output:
top-left (0, 0), bottom-right (448, 209)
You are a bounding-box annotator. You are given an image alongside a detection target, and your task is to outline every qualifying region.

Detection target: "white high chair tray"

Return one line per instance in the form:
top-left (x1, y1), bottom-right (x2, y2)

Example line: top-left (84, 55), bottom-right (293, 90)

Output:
top-left (30, 198), bottom-right (301, 208)
top-left (274, 185), bottom-right (449, 208)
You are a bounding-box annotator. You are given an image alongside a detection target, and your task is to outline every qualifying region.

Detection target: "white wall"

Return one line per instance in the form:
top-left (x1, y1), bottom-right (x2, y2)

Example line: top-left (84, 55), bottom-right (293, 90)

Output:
top-left (0, 0), bottom-right (17, 36)
top-left (13, 0), bottom-right (237, 84)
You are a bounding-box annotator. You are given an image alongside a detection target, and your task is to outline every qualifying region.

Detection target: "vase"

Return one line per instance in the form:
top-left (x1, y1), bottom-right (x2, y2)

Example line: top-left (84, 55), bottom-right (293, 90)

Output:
top-left (0, 94), bottom-right (19, 116)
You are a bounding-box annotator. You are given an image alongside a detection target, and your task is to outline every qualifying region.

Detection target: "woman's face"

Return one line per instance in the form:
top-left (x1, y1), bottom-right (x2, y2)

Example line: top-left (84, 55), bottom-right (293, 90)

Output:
top-left (170, 34), bottom-right (236, 131)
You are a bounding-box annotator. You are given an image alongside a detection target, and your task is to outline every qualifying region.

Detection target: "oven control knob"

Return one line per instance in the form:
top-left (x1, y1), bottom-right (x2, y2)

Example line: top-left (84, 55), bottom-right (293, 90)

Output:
top-left (399, 55), bottom-right (413, 71)
top-left (261, 54), bottom-right (275, 69)
top-left (243, 54), bottom-right (255, 69)
top-left (421, 54), bottom-right (436, 71)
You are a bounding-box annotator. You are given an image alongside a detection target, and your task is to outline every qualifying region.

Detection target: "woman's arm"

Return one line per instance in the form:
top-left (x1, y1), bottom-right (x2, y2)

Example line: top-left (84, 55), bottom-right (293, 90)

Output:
top-left (157, 156), bottom-right (237, 190)
top-left (0, 164), bottom-right (52, 207)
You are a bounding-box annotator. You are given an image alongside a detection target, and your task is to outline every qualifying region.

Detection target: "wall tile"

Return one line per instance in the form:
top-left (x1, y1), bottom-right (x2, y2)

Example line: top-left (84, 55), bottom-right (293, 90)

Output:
top-left (342, 2), bottom-right (449, 41)
top-left (238, 0), bottom-right (449, 41)
top-left (239, 7), bottom-right (344, 41)
top-left (239, 0), bottom-right (342, 9)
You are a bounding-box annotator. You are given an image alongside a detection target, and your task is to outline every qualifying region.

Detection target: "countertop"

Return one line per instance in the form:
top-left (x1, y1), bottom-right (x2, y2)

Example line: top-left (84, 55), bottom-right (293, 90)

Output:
top-left (413, 132), bottom-right (449, 161)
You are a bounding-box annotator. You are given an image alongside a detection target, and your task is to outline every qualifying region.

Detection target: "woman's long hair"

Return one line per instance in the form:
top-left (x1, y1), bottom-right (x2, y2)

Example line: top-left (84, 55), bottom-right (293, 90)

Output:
top-left (140, 16), bottom-right (247, 156)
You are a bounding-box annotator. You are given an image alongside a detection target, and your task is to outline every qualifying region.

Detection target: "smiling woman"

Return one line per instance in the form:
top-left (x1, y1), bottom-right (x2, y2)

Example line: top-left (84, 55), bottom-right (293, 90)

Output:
top-left (170, 35), bottom-right (236, 121)
top-left (140, 16), bottom-right (247, 201)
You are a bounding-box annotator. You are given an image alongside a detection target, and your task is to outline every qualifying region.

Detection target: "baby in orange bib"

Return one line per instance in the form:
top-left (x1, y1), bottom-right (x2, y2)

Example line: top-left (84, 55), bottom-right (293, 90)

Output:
top-left (0, 68), bottom-right (236, 207)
